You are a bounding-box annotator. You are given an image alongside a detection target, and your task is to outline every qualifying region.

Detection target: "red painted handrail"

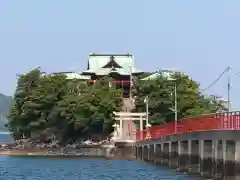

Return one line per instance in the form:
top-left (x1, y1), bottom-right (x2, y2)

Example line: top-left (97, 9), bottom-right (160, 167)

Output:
top-left (136, 112), bottom-right (240, 141)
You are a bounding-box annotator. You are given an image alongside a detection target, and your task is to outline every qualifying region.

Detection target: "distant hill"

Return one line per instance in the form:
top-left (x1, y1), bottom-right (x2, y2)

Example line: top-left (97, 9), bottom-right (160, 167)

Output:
top-left (0, 94), bottom-right (13, 131)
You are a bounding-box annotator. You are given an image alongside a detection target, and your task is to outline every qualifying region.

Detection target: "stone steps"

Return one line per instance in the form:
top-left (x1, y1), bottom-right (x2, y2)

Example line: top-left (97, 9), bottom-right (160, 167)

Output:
top-left (121, 98), bottom-right (136, 141)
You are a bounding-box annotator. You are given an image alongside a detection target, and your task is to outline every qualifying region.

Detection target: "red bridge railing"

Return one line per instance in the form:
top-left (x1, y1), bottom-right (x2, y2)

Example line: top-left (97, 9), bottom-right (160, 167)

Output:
top-left (136, 111), bottom-right (240, 141)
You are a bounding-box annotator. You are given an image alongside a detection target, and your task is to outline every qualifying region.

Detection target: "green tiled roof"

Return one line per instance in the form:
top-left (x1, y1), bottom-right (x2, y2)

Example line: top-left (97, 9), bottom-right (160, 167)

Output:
top-left (41, 72), bottom-right (91, 80)
top-left (83, 53), bottom-right (142, 75)
top-left (141, 72), bottom-right (173, 80)
top-left (64, 72), bottom-right (91, 80)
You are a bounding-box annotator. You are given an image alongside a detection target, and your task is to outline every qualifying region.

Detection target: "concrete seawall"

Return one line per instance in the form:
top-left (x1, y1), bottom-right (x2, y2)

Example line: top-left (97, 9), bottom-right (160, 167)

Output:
top-left (135, 130), bottom-right (240, 180)
top-left (110, 141), bottom-right (136, 159)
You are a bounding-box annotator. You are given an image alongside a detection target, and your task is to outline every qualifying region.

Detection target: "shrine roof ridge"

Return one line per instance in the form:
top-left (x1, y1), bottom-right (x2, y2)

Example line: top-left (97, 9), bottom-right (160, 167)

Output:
top-left (89, 53), bottom-right (133, 57)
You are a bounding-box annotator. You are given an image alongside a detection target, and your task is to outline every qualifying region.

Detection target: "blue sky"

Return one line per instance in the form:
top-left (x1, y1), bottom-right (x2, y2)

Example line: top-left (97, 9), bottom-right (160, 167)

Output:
top-left (0, 1), bottom-right (240, 110)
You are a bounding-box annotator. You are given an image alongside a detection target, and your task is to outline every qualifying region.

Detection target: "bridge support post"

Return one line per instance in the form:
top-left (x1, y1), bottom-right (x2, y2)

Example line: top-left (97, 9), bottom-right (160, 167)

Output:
top-left (136, 146), bottom-right (140, 160)
top-left (162, 143), bottom-right (169, 165)
top-left (168, 142), bottom-right (172, 168)
top-left (200, 140), bottom-right (214, 178)
top-left (178, 140), bottom-right (189, 171)
top-left (143, 145), bottom-right (148, 161)
top-left (199, 140), bottom-right (204, 175)
top-left (223, 140), bottom-right (227, 179)
top-left (224, 140), bottom-right (237, 180)
top-left (234, 141), bottom-right (240, 180)
top-left (161, 142), bottom-right (164, 164)
top-left (154, 144), bottom-right (162, 165)
top-left (142, 145), bottom-right (145, 160)
top-left (187, 140), bottom-right (192, 172)
top-left (170, 141), bottom-right (178, 169)
top-left (149, 144), bottom-right (154, 161)
top-left (189, 140), bottom-right (200, 174)
top-left (153, 144), bottom-right (156, 162)
top-left (138, 146), bottom-right (143, 160)
top-left (147, 144), bottom-right (150, 161)
top-left (135, 146), bottom-right (138, 159)
top-left (213, 140), bottom-right (224, 179)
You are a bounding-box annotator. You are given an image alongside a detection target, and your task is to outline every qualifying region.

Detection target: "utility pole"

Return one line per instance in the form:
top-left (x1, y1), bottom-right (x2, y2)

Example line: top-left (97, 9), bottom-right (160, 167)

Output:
top-left (158, 68), bottom-right (178, 133)
top-left (144, 96), bottom-right (149, 126)
top-left (227, 66), bottom-right (231, 113)
top-left (174, 83), bottom-right (177, 133)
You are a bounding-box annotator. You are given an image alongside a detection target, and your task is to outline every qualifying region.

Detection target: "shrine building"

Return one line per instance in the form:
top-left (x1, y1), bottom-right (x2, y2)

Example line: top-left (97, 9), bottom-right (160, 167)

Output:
top-left (63, 53), bottom-right (143, 98)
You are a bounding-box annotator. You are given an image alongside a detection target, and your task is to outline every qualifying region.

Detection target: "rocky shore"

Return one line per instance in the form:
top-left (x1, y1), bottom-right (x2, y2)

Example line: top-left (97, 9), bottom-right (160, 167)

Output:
top-left (0, 139), bottom-right (115, 157)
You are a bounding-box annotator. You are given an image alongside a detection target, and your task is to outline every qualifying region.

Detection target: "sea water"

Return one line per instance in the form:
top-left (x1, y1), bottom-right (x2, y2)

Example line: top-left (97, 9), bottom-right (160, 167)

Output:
top-left (0, 134), bottom-right (203, 180)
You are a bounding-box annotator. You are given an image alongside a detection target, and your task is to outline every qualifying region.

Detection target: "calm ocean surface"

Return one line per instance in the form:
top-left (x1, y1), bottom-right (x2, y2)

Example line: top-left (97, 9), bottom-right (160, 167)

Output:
top-left (0, 134), bottom-right (203, 180)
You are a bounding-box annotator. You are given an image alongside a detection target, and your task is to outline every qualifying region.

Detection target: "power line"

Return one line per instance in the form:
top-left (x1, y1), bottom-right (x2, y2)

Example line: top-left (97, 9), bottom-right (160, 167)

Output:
top-left (201, 67), bottom-right (230, 92)
top-left (229, 67), bottom-right (240, 79)
top-left (234, 71), bottom-right (240, 77)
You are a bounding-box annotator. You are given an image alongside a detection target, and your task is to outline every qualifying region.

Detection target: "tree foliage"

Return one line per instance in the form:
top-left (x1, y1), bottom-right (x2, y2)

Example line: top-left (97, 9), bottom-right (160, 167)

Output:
top-left (7, 68), bottom-right (123, 143)
top-left (133, 72), bottom-right (227, 125)
top-left (7, 69), bottom-right (227, 142)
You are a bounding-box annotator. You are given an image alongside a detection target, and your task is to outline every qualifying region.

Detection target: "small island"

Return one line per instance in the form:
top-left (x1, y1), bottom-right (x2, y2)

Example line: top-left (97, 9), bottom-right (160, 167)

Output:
top-left (1, 53), bottom-right (227, 158)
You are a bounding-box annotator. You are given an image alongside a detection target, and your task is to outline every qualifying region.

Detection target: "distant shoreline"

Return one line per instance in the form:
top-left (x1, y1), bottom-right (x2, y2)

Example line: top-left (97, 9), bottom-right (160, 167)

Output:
top-left (0, 132), bottom-right (10, 135)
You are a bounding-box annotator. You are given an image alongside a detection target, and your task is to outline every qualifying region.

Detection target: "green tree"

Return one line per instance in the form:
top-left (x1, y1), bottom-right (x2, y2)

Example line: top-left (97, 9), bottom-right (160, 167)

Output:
top-left (8, 68), bottom-right (42, 139)
top-left (133, 72), bottom-right (227, 125)
top-left (8, 68), bottom-right (123, 143)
